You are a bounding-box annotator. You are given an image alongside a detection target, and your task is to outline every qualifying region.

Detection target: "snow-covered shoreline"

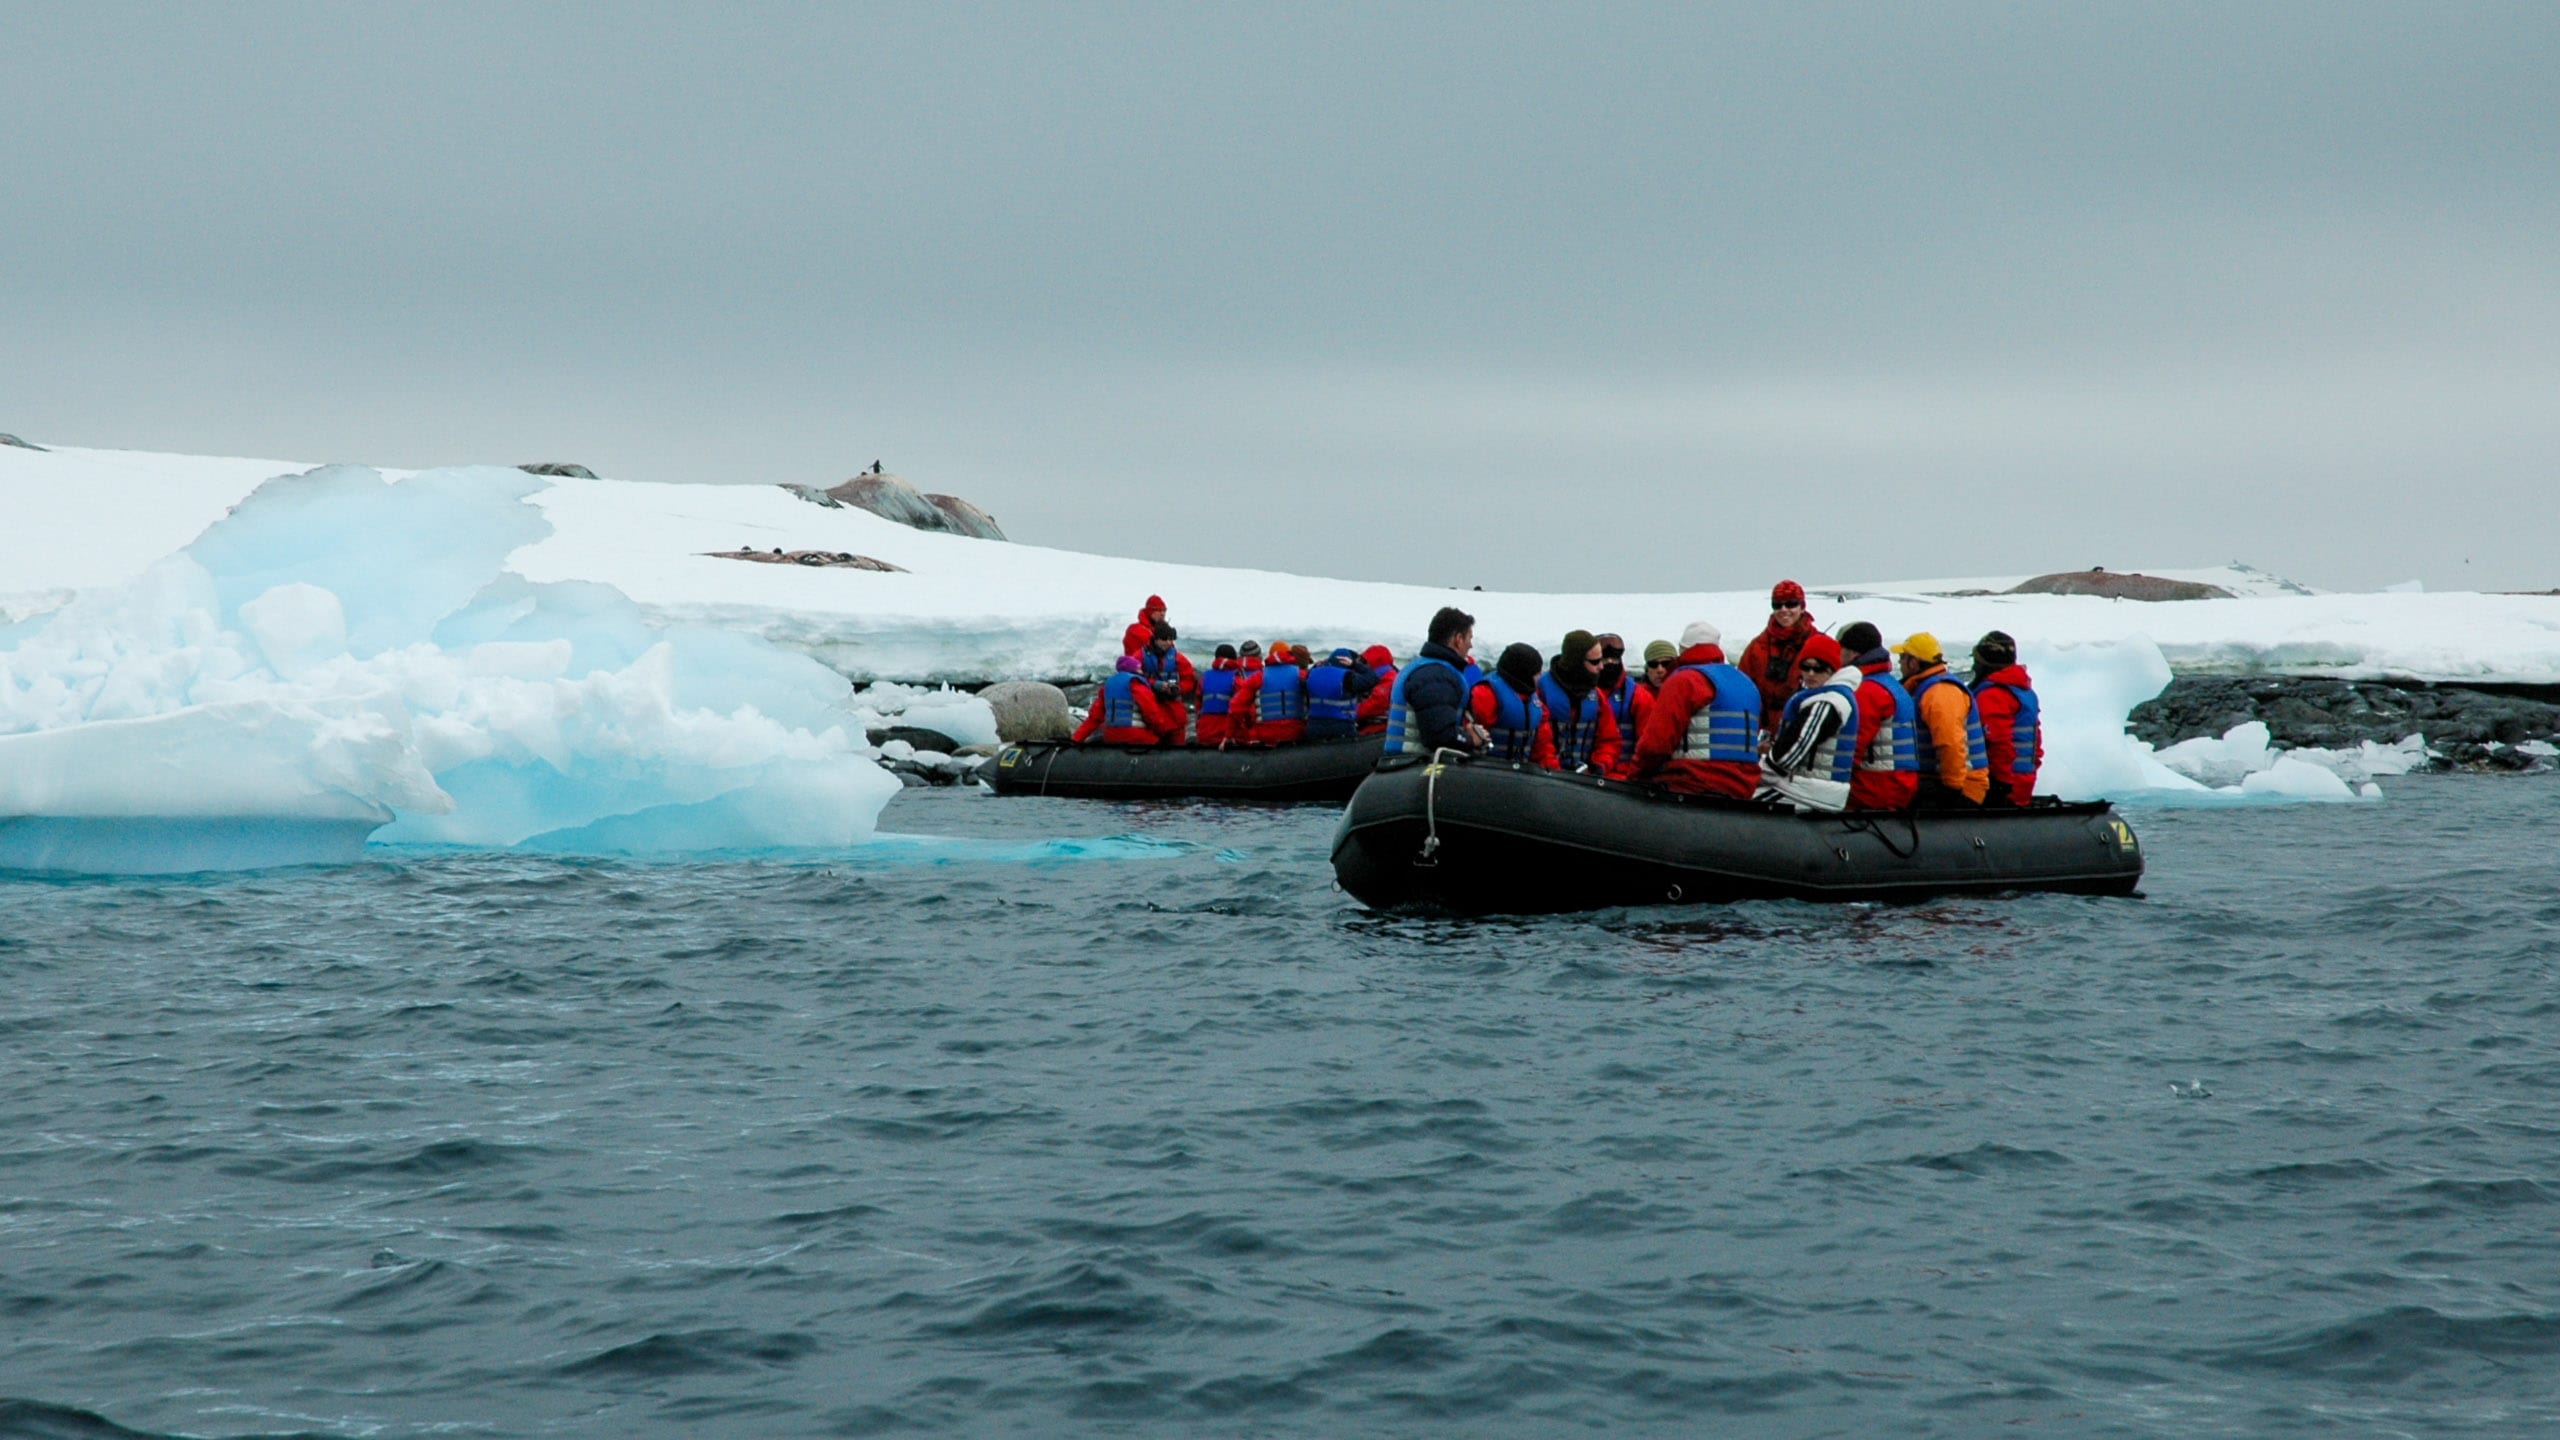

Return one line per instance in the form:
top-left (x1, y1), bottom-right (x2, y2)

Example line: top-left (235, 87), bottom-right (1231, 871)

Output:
top-left (3, 441), bottom-right (2555, 872)
top-left (10, 441), bottom-right (2560, 687)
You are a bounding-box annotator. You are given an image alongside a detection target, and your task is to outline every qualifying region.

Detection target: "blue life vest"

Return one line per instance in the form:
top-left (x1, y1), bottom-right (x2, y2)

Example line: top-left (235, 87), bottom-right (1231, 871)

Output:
top-left (1782, 679), bottom-right (1865, 782)
top-left (1099, 671), bottom-right (1146, 731)
top-left (1604, 674), bottom-right (1639, 732)
top-left (1476, 680), bottom-right (1547, 764)
top-left (1536, 674), bottom-right (1607, 769)
top-left (1384, 657), bottom-right (1459, 755)
top-left (1856, 668), bottom-right (1921, 774)
top-left (1198, 666), bottom-right (1237, 716)
top-left (1255, 664), bottom-right (1307, 723)
top-left (1673, 662), bottom-right (1761, 763)
top-left (1462, 662), bottom-right (1484, 691)
top-left (1974, 679), bottom-right (2042, 777)
top-left (1909, 672), bottom-right (1988, 772)
top-left (1140, 646), bottom-right (1185, 690)
top-left (1304, 664), bottom-right (1361, 737)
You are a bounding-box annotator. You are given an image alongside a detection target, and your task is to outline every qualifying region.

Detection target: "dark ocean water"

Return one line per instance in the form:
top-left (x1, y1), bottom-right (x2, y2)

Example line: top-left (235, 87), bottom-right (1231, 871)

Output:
top-left (3, 776), bottom-right (2557, 1439)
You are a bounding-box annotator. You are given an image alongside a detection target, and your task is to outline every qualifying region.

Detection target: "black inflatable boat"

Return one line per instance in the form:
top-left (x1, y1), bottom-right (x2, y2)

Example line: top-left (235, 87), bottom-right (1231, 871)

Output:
top-left (1331, 752), bottom-right (2144, 912)
top-left (990, 735), bottom-right (1386, 802)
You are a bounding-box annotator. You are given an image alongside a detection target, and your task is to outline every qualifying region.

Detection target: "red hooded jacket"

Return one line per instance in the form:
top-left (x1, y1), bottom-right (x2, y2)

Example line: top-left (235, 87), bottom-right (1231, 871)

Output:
top-left (1737, 611), bottom-right (1819, 733)
top-left (1629, 642), bottom-right (1759, 798)
top-left (1229, 653), bottom-right (1308, 745)
top-left (1848, 653), bottom-right (1921, 811)
top-left (1355, 645), bottom-right (1397, 734)
top-left (1121, 595), bottom-right (1168, 657)
top-left (1195, 655), bottom-right (1241, 745)
top-left (1469, 679), bottom-right (1559, 768)
top-left (1072, 672), bottom-right (1185, 746)
top-left (1974, 663), bottom-right (2042, 805)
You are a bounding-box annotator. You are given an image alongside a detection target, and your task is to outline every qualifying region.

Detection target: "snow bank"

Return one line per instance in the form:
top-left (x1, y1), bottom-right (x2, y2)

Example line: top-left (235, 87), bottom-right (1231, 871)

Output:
top-left (12, 443), bottom-right (2559, 690)
top-left (0, 465), bottom-right (897, 873)
top-left (9, 439), bottom-right (2557, 868)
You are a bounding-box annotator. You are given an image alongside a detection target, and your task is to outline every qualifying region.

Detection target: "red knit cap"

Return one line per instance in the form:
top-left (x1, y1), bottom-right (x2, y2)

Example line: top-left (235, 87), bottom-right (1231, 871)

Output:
top-left (1771, 579), bottom-right (1806, 606)
top-left (1796, 632), bottom-right (1844, 670)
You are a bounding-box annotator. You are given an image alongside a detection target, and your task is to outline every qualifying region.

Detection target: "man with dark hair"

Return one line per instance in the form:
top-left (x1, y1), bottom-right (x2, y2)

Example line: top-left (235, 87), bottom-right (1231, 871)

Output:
top-left (1836, 621), bottom-right (1920, 810)
top-left (1970, 631), bottom-right (2043, 806)
top-left (1140, 622), bottom-right (1198, 705)
top-left (1384, 608), bottom-right (1483, 755)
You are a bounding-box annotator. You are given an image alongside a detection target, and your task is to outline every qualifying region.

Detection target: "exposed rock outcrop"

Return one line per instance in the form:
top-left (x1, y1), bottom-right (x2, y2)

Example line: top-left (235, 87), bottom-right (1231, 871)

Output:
top-left (0, 433), bottom-right (46, 451)
top-left (2131, 676), bottom-right (2560, 772)
top-left (977, 680), bottom-right (1075, 743)
top-left (518, 462), bottom-right (598, 479)
top-left (923, 493), bottom-right (1006, 541)
top-left (708, 548), bottom-right (906, 571)
top-left (2009, 569), bottom-right (2233, 601)
top-left (818, 471), bottom-right (1007, 541)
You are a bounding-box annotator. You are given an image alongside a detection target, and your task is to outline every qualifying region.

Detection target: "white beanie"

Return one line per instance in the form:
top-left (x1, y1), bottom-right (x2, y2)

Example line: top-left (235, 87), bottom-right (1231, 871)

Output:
top-left (1680, 620), bottom-right (1721, 649)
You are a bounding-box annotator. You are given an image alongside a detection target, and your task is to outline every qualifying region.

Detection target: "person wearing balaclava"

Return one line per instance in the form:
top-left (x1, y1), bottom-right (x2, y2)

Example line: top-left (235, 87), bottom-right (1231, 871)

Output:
top-left (1969, 630), bottom-right (2043, 806)
top-left (1537, 629), bottom-right (1624, 774)
top-left (1592, 632), bottom-right (1638, 733)
top-left (1468, 641), bottom-right (1557, 766)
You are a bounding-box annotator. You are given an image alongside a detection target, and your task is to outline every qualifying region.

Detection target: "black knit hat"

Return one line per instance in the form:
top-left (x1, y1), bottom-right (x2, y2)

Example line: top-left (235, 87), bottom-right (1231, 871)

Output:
top-left (1974, 630), bottom-right (2017, 665)
top-left (1836, 621), bottom-right (1882, 655)
top-left (1496, 642), bottom-right (1542, 688)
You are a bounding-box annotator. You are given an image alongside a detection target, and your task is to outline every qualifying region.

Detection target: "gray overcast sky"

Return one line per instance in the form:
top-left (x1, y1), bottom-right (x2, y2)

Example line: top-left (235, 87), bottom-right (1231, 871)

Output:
top-left (7, 2), bottom-right (2555, 591)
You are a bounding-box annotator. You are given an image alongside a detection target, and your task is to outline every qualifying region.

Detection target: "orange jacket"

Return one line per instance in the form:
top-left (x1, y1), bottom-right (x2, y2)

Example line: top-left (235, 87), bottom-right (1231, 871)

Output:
top-left (1907, 662), bottom-right (1990, 802)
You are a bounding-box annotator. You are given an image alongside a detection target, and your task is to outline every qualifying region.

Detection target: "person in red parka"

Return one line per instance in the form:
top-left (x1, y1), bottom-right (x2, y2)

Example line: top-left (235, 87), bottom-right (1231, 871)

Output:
top-left (1355, 644), bottom-right (1398, 734)
top-left (1121, 595), bottom-right (1169, 657)
top-left (1838, 621), bottom-right (1921, 811)
top-left (1970, 630), bottom-right (2043, 806)
top-left (1736, 580), bottom-right (1818, 733)
top-left (1072, 656), bottom-right (1185, 746)
top-left (1470, 642), bottom-right (1558, 768)
top-left (1629, 622), bottom-right (1762, 798)
top-left (1195, 644), bottom-right (1244, 745)
top-left (1229, 642), bottom-right (1310, 746)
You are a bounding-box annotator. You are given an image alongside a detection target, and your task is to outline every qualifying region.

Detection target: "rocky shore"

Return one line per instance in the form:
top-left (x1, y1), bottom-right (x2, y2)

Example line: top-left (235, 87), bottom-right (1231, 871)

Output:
top-left (2131, 677), bottom-right (2560, 772)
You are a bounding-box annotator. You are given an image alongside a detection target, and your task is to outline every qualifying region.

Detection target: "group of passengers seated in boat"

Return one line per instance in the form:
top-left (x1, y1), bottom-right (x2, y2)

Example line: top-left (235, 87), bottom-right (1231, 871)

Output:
top-left (1074, 586), bottom-right (2043, 814)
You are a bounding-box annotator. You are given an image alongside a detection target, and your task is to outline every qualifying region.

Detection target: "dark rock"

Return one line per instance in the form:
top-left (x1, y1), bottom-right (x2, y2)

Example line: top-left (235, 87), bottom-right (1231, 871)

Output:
top-left (923, 493), bottom-right (1006, 541)
top-left (0, 432), bottom-right (46, 451)
top-left (2129, 675), bottom-right (2560, 772)
top-left (876, 725), bottom-right (960, 754)
top-left (823, 472), bottom-right (1007, 541)
top-left (518, 462), bottom-right (598, 479)
top-left (705, 548), bottom-right (905, 572)
top-left (2008, 570), bottom-right (2234, 601)
top-left (780, 483), bottom-right (843, 509)
top-left (826, 473), bottom-right (950, 531)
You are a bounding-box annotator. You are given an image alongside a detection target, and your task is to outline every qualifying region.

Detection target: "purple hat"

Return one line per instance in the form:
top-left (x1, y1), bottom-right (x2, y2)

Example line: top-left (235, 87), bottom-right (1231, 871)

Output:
top-left (1115, 655), bottom-right (1143, 673)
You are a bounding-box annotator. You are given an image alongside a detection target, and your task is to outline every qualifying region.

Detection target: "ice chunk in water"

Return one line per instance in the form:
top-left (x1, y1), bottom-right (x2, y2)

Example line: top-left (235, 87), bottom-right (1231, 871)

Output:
top-left (0, 466), bottom-right (897, 873)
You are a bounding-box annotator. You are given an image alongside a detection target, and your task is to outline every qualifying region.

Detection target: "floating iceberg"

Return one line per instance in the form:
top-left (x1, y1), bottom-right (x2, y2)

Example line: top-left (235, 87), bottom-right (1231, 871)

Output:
top-left (0, 466), bottom-right (898, 873)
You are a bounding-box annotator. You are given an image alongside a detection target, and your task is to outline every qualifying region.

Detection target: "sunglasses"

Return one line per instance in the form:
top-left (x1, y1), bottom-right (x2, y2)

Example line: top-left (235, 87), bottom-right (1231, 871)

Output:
top-left (1799, 661), bottom-right (1832, 674)
top-left (1773, 601), bottom-right (1804, 610)
top-left (1600, 646), bottom-right (1624, 659)
top-left (1582, 656), bottom-right (1604, 667)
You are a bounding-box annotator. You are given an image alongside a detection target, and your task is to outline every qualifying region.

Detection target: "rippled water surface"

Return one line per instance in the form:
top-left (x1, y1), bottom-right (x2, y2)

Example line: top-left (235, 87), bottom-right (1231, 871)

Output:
top-left (5, 777), bottom-right (2558, 1438)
